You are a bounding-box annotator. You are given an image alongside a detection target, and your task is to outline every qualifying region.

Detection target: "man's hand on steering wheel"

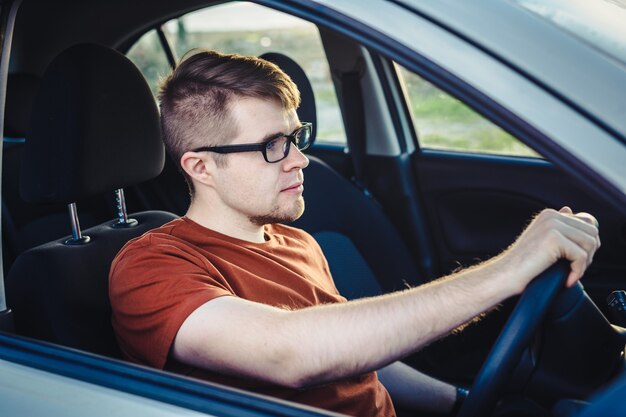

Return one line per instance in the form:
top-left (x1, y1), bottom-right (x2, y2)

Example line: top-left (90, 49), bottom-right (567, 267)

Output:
top-left (501, 206), bottom-right (600, 294)
top-left (457, 206), bottom-right (601, 417)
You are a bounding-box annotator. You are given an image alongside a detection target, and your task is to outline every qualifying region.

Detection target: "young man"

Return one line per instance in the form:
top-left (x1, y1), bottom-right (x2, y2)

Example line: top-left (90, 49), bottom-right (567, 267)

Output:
top-left (109, 50), bottom-right (600, 416)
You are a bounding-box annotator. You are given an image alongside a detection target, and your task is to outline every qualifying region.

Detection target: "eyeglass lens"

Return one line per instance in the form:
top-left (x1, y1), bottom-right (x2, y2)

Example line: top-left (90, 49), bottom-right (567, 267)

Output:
top-left (265, 126), bottom-right (310, 162)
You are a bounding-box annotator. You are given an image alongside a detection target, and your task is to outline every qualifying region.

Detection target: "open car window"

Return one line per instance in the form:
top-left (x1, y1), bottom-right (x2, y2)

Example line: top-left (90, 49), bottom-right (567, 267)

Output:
top-left (395, 63), bottom-right (540, 158)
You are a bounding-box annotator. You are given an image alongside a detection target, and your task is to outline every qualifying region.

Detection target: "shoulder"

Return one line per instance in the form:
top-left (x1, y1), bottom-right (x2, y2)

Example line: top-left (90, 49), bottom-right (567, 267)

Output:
top-left (111, 218), bottom-right (207, 272)
top-left (116, 218), bottom-right (182, 252)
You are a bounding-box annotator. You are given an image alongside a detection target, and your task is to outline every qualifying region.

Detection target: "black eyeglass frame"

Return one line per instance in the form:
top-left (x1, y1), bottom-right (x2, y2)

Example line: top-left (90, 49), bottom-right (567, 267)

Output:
top-left (191, 122), bottom-right (313, 163)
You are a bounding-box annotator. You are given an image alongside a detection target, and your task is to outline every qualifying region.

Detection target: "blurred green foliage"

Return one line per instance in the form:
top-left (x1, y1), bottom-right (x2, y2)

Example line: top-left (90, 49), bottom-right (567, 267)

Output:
top-left (399, 67), bottom-right (539, 157)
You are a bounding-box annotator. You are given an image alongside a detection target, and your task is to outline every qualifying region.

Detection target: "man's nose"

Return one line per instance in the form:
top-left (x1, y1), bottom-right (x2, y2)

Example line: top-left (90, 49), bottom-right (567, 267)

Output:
top-left (283, 144), bottom-right (309, 171)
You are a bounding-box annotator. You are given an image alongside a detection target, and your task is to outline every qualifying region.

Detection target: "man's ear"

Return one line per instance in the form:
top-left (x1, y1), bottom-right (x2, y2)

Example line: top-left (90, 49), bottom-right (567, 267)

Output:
top-left (180, 151), bottom-right (215, 186)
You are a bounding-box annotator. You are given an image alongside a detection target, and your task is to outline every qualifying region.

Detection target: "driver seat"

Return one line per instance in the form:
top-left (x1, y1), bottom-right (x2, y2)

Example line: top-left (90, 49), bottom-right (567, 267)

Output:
top-left (6, 43), bottom-right (178, 357)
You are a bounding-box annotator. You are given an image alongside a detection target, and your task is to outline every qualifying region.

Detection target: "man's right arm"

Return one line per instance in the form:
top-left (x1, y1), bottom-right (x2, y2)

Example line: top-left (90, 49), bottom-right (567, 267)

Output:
top-left (171, 207), bottom-right (600, 389)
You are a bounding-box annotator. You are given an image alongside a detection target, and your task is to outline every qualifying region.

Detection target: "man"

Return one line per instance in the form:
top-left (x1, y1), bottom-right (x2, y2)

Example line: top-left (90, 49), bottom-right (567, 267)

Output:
top-left (109, 50), bottom-right (600, 416)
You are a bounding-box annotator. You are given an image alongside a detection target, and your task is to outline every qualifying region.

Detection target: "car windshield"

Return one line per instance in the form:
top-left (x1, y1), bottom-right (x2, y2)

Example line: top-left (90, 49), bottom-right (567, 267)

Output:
top-left (513, 0), bottom-right (626, 66)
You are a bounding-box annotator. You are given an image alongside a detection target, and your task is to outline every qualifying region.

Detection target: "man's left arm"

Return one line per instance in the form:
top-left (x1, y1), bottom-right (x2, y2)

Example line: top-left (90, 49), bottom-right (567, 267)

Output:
top-left (378, 361), bottom-right (456, 414)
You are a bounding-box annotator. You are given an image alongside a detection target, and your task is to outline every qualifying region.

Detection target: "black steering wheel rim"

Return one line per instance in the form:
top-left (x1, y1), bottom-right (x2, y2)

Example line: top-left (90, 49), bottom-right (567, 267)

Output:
top-left (457, 260), bottom-right (571, 417)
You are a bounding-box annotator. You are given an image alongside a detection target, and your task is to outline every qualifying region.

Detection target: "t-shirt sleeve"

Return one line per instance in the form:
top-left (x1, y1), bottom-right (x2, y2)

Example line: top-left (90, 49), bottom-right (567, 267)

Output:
top-left (109, 235), bottom-right (232, 369)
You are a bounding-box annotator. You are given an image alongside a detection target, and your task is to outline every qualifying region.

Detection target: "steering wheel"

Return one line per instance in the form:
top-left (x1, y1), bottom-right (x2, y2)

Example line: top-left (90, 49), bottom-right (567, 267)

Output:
top-left (457, 260), bottom-right (571, 417)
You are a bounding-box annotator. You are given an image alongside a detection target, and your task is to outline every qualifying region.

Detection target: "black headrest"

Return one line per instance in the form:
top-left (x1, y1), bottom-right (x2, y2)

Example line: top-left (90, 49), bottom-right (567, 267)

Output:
top-left (260, 52), bottom-right (317, 146)
top-left (4, 73), bottom-right (40, 138)
top-left (20, 43), bottom-right (164, 204)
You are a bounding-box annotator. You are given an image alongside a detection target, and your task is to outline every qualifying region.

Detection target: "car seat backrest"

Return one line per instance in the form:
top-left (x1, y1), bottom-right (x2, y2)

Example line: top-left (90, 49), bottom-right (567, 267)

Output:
top-left (2, 73), bottom-right (113, 272)
top-left (6, 43), bottom-right (177, 357)
top-left (3, 73), bottom-right (42, 268)
top-left (4, 73), bottom-right (39, 139)
top-left (293, 154), bottom-right (422, 296)
top-left (260, 52), bottom-right (422, 297)
top-left (20, 44), bottom-right (165, 203)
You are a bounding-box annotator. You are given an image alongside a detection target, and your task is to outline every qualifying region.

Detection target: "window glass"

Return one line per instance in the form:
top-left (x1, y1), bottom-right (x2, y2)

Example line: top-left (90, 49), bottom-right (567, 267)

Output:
top-left (396, 64), bottom-right (539, 157)
top-left (128, 2), bottom-right (346, 145)
top-left (127, 30), bottom-right (171, 98)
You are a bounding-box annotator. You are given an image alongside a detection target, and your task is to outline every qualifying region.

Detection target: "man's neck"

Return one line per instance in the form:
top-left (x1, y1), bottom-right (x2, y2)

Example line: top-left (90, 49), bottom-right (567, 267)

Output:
top-left (186, 199), bottom-right (266, 244)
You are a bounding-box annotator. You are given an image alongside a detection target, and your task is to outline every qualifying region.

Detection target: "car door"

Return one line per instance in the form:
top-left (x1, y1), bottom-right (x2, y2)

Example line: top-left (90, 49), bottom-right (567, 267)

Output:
top-left (310, 0), bottom-right (626, 382)
top-left (397, 63), bottom-right (626, 379)
top-left (395, 63), bottom-right (626, 313)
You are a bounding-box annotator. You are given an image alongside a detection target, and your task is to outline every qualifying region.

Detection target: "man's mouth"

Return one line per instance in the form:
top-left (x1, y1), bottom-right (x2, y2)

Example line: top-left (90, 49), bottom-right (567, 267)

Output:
top-left (281, 182), bottom-right (304, 192)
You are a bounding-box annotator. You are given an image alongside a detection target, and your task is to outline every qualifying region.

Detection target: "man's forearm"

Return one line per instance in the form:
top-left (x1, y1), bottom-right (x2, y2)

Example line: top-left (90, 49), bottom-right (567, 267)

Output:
top-left (172, 256), bottom-right (514, 389)
top-left (279, 257), bottom-right (515, 387)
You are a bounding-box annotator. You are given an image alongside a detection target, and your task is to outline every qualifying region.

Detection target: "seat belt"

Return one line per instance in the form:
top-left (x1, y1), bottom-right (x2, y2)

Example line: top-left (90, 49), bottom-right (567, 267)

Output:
top-left (338, 67), bottom-right (371, 197)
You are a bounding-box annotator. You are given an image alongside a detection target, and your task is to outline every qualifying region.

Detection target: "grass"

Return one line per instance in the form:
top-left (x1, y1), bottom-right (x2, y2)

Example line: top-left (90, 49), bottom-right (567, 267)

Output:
top-left (401, 69), bottom-right (540, 157)
top-left (421, 130), bottom-right (539, 157)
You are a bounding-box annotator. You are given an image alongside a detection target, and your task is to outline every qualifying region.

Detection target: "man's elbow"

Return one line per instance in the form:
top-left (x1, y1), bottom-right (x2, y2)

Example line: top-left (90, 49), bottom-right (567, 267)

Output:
top-left (277, 372), bottom-right (312, 390)
top-left (276, 368), bottom-right (325, 390)
top-left (266, 346), bottom-right (318, 389)
top-left (280, 362), bottom-right (346, 389)
top-left (263, 337), bottom-right (328, 389)
top-left (246, 309), bottom-right (336, 389)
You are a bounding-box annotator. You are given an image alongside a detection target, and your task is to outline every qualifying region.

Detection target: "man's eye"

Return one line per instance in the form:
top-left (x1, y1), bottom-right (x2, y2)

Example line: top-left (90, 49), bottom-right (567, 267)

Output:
top-left (266, 137), bottom-right (286, 151)
top-left (265, 138), bottom-right (279, 151)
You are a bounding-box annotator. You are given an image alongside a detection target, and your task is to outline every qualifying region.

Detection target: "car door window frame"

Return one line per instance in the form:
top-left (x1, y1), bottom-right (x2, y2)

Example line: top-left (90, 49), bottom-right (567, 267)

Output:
top-left (0, 333), bottom-right (335, 416)
top-left (0, 0), bottom-right (23, 328)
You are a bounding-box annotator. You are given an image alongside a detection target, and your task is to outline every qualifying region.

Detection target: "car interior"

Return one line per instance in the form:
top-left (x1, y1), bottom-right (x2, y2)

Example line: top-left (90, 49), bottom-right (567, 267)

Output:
top-left (1, 1), bottom-right (626, 416)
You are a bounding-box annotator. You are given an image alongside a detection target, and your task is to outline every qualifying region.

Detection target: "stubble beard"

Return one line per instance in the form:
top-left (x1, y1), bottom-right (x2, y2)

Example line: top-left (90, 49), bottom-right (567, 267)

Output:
top-left (248, 197), bottom-right (305, 226)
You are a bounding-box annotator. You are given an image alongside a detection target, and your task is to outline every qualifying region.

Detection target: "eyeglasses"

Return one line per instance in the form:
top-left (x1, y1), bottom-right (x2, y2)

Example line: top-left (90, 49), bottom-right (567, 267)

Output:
top-left (191, 122), bottom-right (312, 163)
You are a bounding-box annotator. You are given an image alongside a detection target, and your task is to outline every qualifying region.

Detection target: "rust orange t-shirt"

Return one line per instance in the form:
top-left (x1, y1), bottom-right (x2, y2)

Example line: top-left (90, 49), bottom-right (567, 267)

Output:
top-left (109, 217), bottom-right (395, 416)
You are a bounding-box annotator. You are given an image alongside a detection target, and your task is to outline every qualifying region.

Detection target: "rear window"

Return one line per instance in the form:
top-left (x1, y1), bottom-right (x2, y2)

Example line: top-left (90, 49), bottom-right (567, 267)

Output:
top-left (127, 1), bottom-right (346, 145)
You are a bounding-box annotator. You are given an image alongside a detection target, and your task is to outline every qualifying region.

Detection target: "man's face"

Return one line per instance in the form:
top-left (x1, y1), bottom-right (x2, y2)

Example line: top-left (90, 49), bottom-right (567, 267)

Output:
top-left (209, 96), bottom-right (309, 226)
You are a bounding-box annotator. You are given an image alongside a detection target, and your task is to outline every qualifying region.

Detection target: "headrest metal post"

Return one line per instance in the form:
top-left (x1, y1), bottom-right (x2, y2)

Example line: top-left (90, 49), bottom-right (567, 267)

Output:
top-left (116, 188), bottom-right (129, 224)
top-left (65, 202), bottom-right (90, 245)
top-left (112, 188), bottom-right (138, 228)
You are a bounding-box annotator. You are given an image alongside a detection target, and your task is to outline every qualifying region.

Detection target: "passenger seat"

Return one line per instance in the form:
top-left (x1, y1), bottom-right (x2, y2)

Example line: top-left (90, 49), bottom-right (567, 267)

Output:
top-left (259, 53), bottom-right (423, 299)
